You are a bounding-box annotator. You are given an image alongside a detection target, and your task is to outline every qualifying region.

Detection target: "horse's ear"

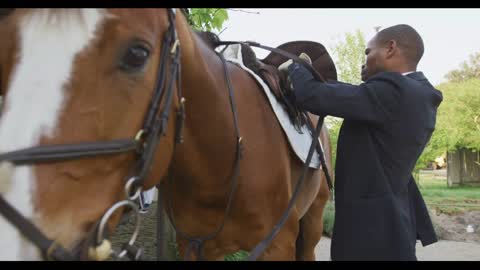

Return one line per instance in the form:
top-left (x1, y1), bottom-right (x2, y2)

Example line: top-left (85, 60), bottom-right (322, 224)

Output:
top-left (0, 9), bottom-right (14, 20)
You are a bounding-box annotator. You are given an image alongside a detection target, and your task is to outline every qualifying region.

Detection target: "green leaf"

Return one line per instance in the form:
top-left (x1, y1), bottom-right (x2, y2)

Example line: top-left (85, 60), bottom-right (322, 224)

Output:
top-left (329, 29), bottom-right (366, 84)
top-left (187, 8), bottom-right (229, 32)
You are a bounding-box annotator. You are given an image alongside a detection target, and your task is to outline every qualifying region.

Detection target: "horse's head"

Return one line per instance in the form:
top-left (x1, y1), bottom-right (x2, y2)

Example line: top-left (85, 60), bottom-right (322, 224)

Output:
top-left (0, 8), bottom-right (183, 260)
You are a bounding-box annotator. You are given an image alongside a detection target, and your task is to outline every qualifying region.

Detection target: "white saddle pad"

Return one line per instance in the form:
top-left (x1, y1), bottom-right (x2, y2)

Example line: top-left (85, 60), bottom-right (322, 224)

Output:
top-left (220, 44), bottom-right (321, 169)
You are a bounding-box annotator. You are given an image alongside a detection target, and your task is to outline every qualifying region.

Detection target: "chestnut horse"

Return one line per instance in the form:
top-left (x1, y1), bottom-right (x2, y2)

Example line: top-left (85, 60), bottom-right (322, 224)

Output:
top-left (0, 8), bottom-right (332, 260)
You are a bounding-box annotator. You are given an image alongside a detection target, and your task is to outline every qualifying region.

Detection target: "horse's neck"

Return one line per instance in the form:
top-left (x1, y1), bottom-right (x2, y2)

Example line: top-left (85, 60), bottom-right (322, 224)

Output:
top-left (174, 28), bottom-right (239, 190)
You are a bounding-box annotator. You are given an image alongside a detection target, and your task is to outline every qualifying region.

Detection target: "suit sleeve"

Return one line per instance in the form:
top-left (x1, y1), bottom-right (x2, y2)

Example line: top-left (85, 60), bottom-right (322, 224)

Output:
top-left (288, 63), bottom-right (402, 124)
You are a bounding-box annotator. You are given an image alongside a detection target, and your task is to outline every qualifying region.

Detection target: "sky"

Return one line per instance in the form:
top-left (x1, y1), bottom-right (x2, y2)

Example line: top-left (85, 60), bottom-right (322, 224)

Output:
top-left (218, 8), bottom-right (480, 86)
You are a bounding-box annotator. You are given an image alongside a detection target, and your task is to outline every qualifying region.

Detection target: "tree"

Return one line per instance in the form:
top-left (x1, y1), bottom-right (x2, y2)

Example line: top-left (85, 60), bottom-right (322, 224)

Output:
top-left (445, 52), bottom-right (480, 82)
top-left (434, 79), bottom-right (480, 151)
top-left (327, 30), bottom-right (367, 168)
top-left (183, 8), bottom-right (229, 33)
top-left (431, 78), bottom-right (480, 186)
top-left (414, 51), bottom-right (480, 186)
top-left (330, 29), bottom-right (366, 85)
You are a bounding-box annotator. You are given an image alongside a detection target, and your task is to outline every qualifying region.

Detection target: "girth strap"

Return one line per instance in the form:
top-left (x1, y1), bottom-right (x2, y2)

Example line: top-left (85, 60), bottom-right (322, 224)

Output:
top-left (184, 239), bottom-right (205, 261)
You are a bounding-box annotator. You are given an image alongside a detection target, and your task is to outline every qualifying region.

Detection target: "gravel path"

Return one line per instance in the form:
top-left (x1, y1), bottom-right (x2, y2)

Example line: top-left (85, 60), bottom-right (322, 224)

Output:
top-left (314, 237), bottom-right (480, 261)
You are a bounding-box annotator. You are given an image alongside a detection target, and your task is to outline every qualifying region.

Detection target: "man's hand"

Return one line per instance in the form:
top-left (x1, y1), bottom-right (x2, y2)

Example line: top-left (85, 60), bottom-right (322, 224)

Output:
top-left (278, 52), bottom-right (313, 95)
top-left (278, 52), bottom-right (312, 72)
top-left (299, 52), bottom-right (312, 65)
top-left (278, 59), bottom-right (293, 72)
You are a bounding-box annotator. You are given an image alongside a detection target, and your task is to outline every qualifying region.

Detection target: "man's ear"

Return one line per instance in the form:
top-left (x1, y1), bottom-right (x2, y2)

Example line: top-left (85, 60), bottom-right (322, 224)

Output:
top-left (385, 40), bottom-right (397, 59)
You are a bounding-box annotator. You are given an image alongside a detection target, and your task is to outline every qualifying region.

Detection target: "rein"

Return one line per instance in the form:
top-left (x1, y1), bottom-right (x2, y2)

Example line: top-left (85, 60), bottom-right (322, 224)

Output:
top-left (159, 39), bottom-right (334, 261)
top-left (0, 9), bottom-right (334, 261)
top-left (214, 40), bottom-right (334, 260)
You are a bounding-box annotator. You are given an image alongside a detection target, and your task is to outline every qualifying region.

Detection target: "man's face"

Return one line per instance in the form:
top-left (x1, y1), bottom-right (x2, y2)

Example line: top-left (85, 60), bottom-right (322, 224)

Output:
top-left (361, 37), bottom-right (387, 81)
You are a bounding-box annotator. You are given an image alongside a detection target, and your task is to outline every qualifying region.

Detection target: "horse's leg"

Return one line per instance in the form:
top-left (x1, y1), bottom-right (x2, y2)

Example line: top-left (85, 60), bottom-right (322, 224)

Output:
top-left (295, 173), bottom-right (330, 261)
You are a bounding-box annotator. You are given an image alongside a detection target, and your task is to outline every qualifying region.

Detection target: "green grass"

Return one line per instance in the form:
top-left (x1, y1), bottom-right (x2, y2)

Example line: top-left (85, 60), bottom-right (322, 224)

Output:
top-left (321, 171), bottom-right (480, 235)
top-left (224, 250), bottom-right (249, 261)
top-left (417, 172), bottom-right (480, 215)
top-left (322, 200), bottom-right (335, 237)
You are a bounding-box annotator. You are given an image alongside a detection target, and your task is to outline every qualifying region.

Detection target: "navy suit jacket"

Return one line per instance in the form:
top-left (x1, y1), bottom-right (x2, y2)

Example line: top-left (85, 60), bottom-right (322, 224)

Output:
top-left (288, 63), bottom-right (443, 261)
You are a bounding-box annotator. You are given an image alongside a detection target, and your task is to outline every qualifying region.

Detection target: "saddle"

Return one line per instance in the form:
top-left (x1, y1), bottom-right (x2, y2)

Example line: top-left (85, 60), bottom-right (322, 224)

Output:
top-left (195, 31), bottom-right (338, 130)
top-left (240, 41), bottom-right (337, 131)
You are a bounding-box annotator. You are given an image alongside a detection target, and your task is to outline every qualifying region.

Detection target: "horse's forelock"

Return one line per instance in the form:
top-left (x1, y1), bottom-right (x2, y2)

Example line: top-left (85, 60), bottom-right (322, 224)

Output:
top-left (22, 9), bottom-right (108, 32)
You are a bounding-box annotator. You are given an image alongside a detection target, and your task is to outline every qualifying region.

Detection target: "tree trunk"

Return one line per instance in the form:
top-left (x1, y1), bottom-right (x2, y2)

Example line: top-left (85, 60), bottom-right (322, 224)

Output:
top-left (447, 148), bottom-right (480, 187)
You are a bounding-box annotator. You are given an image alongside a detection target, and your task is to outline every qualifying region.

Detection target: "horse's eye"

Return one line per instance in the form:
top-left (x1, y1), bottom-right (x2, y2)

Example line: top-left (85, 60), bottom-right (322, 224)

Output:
top-left (119, 44), bottom-right (150, 72)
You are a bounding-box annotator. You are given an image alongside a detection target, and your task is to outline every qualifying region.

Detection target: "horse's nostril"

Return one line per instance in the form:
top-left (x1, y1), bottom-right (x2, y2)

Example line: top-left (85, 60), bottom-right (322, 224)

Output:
top-left (0, 162), bottom-right (14, 194)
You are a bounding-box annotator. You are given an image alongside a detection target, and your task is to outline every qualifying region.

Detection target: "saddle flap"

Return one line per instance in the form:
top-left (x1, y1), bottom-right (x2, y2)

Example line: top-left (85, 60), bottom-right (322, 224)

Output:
top-left (258, 63), bottom-right (283, 100)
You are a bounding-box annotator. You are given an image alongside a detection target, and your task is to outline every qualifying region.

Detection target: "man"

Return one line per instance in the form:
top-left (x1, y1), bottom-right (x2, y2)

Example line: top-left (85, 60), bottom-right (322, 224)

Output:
top-left (280, 24), bottom-right (443, 260)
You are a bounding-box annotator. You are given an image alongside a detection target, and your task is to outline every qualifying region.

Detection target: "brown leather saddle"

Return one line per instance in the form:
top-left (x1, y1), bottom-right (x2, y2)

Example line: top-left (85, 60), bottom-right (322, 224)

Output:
top-left (195, 31), bottom-right (337, 131)
top-left (240, 41), bottom-right (337, 131)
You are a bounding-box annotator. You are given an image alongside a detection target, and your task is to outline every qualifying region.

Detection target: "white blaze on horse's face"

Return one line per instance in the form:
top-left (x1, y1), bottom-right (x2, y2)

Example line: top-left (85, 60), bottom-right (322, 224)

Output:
top-left (0, 9), bottom-right (107, 260)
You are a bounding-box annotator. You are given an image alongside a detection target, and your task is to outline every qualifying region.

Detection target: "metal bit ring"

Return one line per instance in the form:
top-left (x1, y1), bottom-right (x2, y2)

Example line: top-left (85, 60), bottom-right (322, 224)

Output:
top-left (124, 176), bottom-right (142, 201)
top-left (96, 200), bottom-right (141, 259)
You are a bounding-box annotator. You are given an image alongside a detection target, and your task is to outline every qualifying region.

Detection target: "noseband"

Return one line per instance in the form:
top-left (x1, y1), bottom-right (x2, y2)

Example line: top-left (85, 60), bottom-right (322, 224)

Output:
top-left (0, 8), bottom-right (183, 261)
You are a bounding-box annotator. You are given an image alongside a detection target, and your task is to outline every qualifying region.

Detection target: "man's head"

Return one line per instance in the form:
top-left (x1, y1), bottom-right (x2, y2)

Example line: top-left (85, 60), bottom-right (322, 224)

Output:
top-left (361, 24), bottom-right (424, 81)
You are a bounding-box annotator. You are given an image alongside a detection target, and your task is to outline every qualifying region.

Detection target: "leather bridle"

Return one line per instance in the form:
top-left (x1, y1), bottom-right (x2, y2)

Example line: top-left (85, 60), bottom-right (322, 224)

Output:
top-left (0, 8), bottom-right (183, 261)
top-left (0, 8), bottom-right (334, 261)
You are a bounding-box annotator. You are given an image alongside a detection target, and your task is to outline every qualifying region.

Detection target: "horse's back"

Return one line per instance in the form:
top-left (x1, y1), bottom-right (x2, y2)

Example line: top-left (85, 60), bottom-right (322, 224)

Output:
top-left (225, 55), bottom-right (332, 218)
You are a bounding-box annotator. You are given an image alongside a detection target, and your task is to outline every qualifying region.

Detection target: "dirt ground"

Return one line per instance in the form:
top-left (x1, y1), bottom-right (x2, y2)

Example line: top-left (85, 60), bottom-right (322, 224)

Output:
top-left (314, 237), bottom-right (480, 261)
top-left (430, 210), bottom-right (480, 244)
top-left (419, 168), bottom-right (480, 244)
top-left (316, 210), bottom-right (480, 261)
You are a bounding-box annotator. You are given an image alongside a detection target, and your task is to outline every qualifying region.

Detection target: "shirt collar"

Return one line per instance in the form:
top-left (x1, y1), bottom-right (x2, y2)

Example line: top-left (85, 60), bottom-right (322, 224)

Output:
top-left (402, 71), bottom-right (416, 76)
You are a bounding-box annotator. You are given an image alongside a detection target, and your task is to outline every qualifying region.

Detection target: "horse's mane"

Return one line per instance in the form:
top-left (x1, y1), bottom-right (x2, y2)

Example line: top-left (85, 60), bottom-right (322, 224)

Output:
top-left (0, 9), bottom-right (14, 20)
top-left (194, 31), bottom-right (221, 51)
top-left (181, 8), bottom-right (220, 50)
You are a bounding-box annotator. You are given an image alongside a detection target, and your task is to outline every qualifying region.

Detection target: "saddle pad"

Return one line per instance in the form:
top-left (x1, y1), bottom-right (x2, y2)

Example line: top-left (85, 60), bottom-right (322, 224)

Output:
top-left (220, 44), bottom-right (321, 169)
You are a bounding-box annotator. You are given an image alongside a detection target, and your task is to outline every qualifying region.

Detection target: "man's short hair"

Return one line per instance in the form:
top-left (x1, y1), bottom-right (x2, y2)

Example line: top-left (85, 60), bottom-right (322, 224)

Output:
top-left (375, 24), bottom-right (424, 65)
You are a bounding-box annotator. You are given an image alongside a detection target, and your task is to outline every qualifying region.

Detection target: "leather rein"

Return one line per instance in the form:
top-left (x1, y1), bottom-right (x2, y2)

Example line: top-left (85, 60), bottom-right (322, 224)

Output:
top-left (0, 9), bottom-right (333, 261)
